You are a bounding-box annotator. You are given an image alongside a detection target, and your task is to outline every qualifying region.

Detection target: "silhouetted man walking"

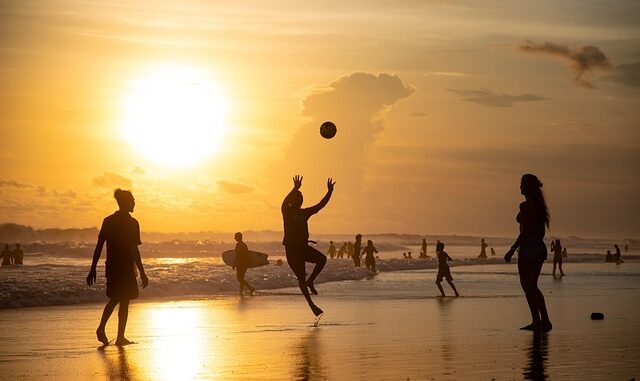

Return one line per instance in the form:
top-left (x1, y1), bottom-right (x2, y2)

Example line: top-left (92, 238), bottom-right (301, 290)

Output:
top-left (87, 189), bottom-right (148, 346)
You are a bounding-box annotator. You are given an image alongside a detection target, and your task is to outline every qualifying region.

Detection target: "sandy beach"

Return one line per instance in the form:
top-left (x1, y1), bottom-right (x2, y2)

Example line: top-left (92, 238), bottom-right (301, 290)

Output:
top-left (1, 262), bottom-right (638, 380)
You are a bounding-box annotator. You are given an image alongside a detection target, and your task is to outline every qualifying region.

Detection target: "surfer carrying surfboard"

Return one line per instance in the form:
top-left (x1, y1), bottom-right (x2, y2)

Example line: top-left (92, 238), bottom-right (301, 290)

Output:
top-left (233, 232), bottom-right (256, 296)
top-left (282, 175), bottom-right (335, 317)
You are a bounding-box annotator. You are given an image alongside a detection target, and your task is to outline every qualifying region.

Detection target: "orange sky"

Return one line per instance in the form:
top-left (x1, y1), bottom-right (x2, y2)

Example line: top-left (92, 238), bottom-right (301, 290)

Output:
top-left (1, 1), bottom-right (639, 237)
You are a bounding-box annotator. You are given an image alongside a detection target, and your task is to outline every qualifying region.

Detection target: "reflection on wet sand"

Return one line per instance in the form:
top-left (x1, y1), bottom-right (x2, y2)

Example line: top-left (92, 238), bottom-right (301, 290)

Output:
top-left (98, 346), bottom-right (135, 381)
top-left (294, 329), bottom-right (323, 380)
top-left (523, 331), bottom-right (548, 380)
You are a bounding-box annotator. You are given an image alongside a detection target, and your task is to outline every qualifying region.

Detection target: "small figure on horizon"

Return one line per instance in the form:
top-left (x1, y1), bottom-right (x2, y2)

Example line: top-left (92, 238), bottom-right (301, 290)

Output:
top-left (1, 244), bottom-right (12, 266)
top-left (276, 259), bottom-right (283, 266)
top-left (614, 244), bottom-right (623, 265)
top-left (233, 232), bottom-right (256, 296)
top-left (347, 242), bottom-right (354, 261)
top-left (361, 240), bottom-right (378, 272)
top-left (337, 242), bottom-right (347, 259)
top-left (478, 238), bottom-right (488, 259)
top-left (402, 252), bottom-right (408, 258)
top-left (281, 175), bottom-right (334, 317)
top-left (436, 242), bottom-right (459, 297)
top-left (561, 246), bottom-right (567, 258)
top-left (420, 238), bottom-right (428, 258)
top-left (504, 174), bottom-right (552, 332)
top-left (407, 251), bottom-right (413, 259)
top-left (86, 189), bottom-right (148, 346)
top-left (605, 250), bottom-right (614, 263)
top-left (550, 239), bottom-right (555, 253)
top-left (490, 247), bottom-right (496, 256)
top-left (552, 239), bottom-right (565, 277)
top-left (12, 243), bottom-right (23, 265)
top-left (352, 234), bottom-right (363, 267)
top-left (327, 241), bottom-right (336, 259)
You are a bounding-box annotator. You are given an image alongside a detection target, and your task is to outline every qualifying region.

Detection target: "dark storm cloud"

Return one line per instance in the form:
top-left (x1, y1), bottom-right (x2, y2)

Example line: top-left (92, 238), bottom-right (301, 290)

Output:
top-left (518, 40), bottom-right (611, 88)
top-left (448, 89), bottom-right (546, 107)
top-left (217, 180), bottom-right (253, 195)
top-left (92, 172), bottom-right (133, 189)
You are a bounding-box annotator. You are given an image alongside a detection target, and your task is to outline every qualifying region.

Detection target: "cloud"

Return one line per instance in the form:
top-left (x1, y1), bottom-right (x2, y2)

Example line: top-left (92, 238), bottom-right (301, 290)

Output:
top-left (449, 89), bottom-right (546, 107)
top-left (0, 180), bottom-right (32, 189)
top-left (217, 180), bottom-right (253, 194)
top-left (92, 172), bottom-right (133, 189)
top-left (132, 166), bottom-right (146, 175)
top-left (612, 62), bottom-right (640, 88)
top-left (518, 40), bottom-right (611, 88)
top-left (277, 72), bottom-right (414, 192)
top-left (424, 71), bottom-right (467, 77)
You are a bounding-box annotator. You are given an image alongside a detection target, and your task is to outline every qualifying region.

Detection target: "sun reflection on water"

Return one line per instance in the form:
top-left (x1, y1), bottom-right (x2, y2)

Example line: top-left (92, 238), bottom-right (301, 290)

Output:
top-left (148, 304), bottom-right (208, 381)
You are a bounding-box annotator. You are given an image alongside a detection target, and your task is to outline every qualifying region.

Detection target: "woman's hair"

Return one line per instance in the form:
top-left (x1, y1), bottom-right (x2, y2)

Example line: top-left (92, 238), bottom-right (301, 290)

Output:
top-left (521, 174), bottom-right (550, 229)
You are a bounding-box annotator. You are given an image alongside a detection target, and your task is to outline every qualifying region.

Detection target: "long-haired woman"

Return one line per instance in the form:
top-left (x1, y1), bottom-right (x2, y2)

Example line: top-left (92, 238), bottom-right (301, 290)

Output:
top-left (504, 174), bottom-right (552, 331)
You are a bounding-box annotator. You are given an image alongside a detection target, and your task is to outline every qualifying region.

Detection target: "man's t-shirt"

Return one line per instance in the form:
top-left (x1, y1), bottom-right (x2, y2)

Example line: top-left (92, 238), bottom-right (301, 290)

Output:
top-left (437, 250), bottom-right (451, 269)
top-left (282, 208), bottom-right (316, 245)
top-left (98, 211), bottom-right (142, 278)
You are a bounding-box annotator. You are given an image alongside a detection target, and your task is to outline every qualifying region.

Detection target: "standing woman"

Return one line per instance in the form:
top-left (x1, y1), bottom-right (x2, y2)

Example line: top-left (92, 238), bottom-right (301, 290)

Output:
top-left (552, 239), bottom-right (565, 277)
top-left (504, 174), bottom-right (552, 332)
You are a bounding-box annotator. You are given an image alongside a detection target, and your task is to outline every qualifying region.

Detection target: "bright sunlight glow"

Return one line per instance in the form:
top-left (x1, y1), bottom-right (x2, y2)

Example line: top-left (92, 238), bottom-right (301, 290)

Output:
top-left (121, 64), bottom-right (230, 168)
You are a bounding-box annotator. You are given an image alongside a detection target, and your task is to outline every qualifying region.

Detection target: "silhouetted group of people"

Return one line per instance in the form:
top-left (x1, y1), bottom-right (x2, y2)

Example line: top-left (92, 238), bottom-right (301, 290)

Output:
top-left (86, 173), bottom-right (561, 345)
top-left (326, 236), bottom-right (379, 272)
top-left (1, 243), bottom-right (23, 266)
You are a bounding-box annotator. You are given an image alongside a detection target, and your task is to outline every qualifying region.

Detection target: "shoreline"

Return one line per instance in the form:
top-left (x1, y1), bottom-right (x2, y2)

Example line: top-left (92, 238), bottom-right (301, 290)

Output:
top-left (1, 257), bottom-right (636, 310)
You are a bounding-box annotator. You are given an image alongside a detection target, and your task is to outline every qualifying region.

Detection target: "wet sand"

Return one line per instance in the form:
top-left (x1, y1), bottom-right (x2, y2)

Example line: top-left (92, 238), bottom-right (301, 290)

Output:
top-left (1, 263), bottom-right (639, 380)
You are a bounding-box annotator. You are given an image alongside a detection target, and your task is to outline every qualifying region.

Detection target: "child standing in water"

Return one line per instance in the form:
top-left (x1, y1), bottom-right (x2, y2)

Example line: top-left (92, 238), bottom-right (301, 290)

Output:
top-left (360, 240), bottom-right (378, 272)
top-left (436, 242), bottom-right (459, 297)
top-left (233, 232), bottom-right (256, 296)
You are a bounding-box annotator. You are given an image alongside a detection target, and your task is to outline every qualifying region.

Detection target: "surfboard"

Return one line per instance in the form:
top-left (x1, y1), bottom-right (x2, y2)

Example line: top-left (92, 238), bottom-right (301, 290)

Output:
top-left (222, 250), bottom-right (269, 268)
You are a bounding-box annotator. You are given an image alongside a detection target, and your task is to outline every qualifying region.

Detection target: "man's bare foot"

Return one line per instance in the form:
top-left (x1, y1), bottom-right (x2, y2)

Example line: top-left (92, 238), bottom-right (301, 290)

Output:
top-left (310, 304), bottom-right (323, 317)
top-left (454, 292), bottom-right (460, 297)
top-left (520, 323), bottom-right (538, 331)
top-left (96, 328), bottom-right (109, 346)
top-left (437, 294), bottom-right (446, 298)
top-left (115, 338), bottom-right (136, 346)
top-left (306, 281), bottom-right (318, 295)
top-left (541, 321), bottom-right (553, 332)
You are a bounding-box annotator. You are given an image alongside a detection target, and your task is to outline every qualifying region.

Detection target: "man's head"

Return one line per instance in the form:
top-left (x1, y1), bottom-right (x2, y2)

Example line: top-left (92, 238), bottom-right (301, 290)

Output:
top-left (235, 232), bottom-right (243, 242)
top-left (289, 190), bottom-right (303, 209)
top-left (114, 189), bottom-right (135, 212)
top-left (436, 242), bottom-right (445, 252)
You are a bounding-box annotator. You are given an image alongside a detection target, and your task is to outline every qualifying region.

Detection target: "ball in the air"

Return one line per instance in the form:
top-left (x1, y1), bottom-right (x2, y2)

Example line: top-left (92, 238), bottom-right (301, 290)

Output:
top-left (320, 121), bottom-right (337, 139)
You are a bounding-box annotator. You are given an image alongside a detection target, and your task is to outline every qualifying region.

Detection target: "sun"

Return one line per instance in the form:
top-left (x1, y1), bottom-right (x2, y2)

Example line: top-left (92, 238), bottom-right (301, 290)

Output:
top-left (121, 64), bottom-right (230, 168)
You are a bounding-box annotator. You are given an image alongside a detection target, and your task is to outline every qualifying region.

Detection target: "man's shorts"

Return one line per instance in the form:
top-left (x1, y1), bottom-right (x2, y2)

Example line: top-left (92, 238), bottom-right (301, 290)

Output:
top-left (436, 266), bottom-right (453, 282)
top-left (285, 243), bottom-right (326, 279)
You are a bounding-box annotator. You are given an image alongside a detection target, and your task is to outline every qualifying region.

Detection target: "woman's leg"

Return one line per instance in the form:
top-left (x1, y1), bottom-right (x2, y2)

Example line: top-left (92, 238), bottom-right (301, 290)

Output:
top-left (519, 259), bottom-right (541, 328)
top-left (531, 260), bottom-right (552, 330)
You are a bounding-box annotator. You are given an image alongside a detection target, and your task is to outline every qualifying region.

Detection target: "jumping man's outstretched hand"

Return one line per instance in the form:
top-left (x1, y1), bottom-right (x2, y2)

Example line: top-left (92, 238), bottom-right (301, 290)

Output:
top-left (327, 178), bottom-right (335, 192)
top-left (293, 175), bottom-right (303, 190)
